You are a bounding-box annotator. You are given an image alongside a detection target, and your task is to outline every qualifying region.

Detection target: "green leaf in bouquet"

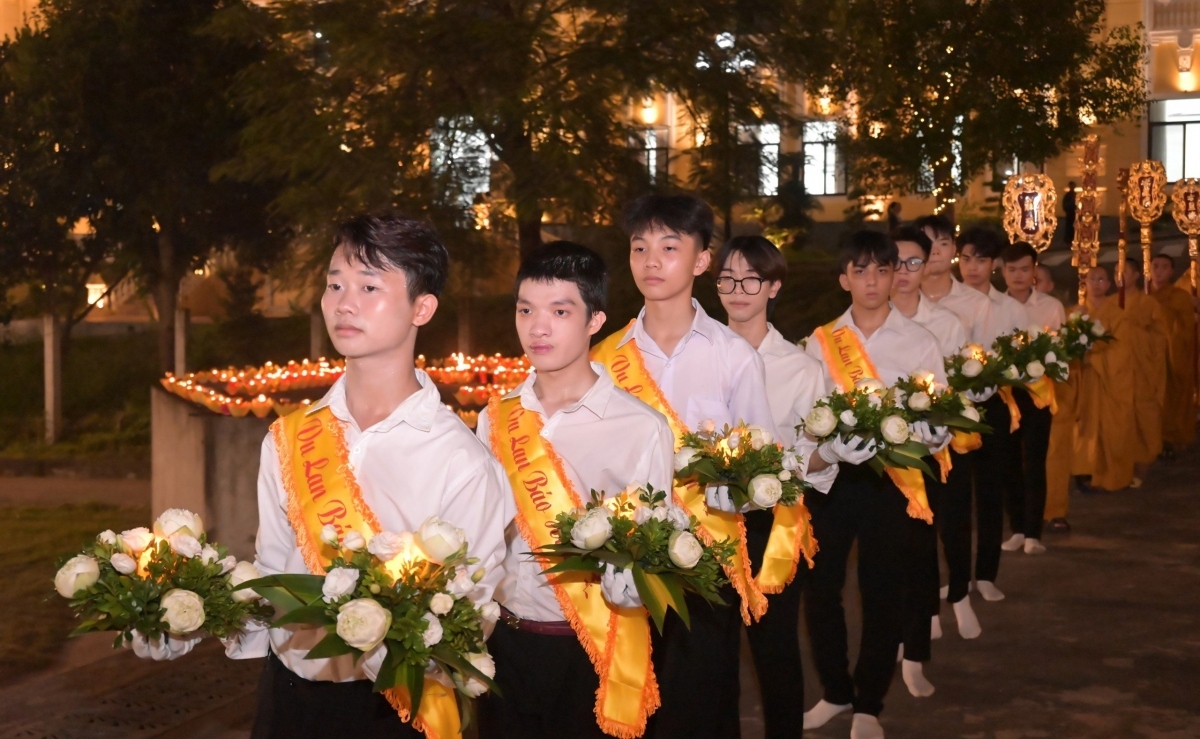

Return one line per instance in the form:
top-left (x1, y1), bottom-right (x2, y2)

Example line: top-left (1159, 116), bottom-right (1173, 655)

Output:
top-left (631, 564), bottom-right (692, 634)
top-left (237, 574), bottom-right (326, 612)
top-left (303, 630), bottom-right (359, 660)
top-left (434, 644), bottom-right (503, 697)
top-left (680, 457), bottom-right (721, 483)
top-left (373, 645), bottom-right (407, 691)
top-left (892, 439), bottom-right (933, 459)
top-left (881, 449), bottom-right (934, 477)
top-left (406, 656), bottom-right (425, 717)
top-left (540, 555), bottom-right (607, 576)
top-left (272, 603), bottom-right (336, 628)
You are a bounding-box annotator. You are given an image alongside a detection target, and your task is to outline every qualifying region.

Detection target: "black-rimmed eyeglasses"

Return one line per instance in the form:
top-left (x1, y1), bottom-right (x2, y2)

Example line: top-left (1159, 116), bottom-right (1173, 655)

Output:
top-left (715, 276), bottom-right (765, 295)
top-left (897, 257), bottom-right (926, 272)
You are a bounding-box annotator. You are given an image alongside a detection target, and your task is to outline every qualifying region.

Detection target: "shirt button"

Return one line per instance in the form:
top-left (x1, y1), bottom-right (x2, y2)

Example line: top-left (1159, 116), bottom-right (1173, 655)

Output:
top-left (353, 446), bottom-right (361, 454)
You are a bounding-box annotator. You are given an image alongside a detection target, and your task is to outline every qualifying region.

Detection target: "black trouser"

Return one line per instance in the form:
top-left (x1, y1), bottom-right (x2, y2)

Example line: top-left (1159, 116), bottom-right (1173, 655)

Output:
top-left (1007, 390), bottom-right (1052, 540)
top-left (929, 450), bottom-right (973, 604)
top-left (803, 463), bottom-right (907, 717)
top-left (973, 395), bottom-right (1017, 583)
top-left (901, 513), bottom-right (938, 663)
top-left (478, 619), bottom-right (608, 739)
top-left (647, 583), bottom-right (742, 739)
top-left (252, 652), bottom-right (420, 739)
top-left (744, 508), bottom-right (806, 739)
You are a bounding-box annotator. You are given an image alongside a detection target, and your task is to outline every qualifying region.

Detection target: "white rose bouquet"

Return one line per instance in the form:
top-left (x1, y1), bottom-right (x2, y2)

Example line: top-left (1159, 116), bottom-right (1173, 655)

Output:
top-left (675, 421), bottom-right (812, 511)
top-left (234, 515), bottom-right (498, 718)
top-left (801, 379), bottom-right (935, 478)
top-left (53, 508), bottom-right (272, 648)
top-left (944, 344), bottom-right (1008, 394)
top-left (990, 329), bottom-right (1071, 384)
top-left (890, 373), bottom-right (991, 438)
top-left (1055, 312), bottom-right (1115, 363)
top-left (533, 485), bottom-right (735, 632)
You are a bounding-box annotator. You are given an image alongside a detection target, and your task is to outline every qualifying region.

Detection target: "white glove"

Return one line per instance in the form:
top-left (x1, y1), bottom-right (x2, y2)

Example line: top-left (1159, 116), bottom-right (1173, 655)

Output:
top-left (910, 421), bottom-right (951, 454)
top-left (360, 643), bottom-right (387, 682)
top-left (704, 483), bottom-right (752, 513)
top-left (964, 386), bottom-right (997, 403)
top-left (129, 629), bottom-right (202, 661)
top-left (600, 563), bottom-right (643, 609)
top-left (817, 435), bottom-right (878, 465)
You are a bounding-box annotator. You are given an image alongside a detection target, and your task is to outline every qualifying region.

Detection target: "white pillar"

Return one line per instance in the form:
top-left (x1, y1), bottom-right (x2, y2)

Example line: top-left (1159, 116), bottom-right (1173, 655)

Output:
top-left (310, 304), bottom-right (326, 359)
top-left (174, 307), bottom-right (188, 376)
top-left (43, 314), bottom-right (62, 445)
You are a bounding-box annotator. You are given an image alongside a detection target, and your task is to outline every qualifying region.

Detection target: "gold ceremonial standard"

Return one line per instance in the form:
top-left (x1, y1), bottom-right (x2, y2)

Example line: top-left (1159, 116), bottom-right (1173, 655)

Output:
top-left (1171, 178), bottom-right (1200, 298)
top-left (1072, 136), bottom-right (1102, 307)
top-left (1002, 174), bottom-right (1058, 251)
top-left (1128, 160), bottom-right (1168, 294)
top-left (1116, 167), bottom-right (1130, 306)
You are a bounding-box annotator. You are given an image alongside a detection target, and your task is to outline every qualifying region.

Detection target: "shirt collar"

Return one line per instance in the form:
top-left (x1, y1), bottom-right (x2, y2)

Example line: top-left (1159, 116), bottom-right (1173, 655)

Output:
top-left (509, 363), bottom-right (614, 421)
top-left (758, 323), bottom-right (793, 357)
top-left (620, 298), bottom-right (716, 349)
top-left (987, 285), bottom-right (1008, 304)
top-left (835, 304), bottom-right (905, 337)
top-left (306, 370), bottom-right (440, 433)
top-left (1007, 289), bottom-right (1041, 307)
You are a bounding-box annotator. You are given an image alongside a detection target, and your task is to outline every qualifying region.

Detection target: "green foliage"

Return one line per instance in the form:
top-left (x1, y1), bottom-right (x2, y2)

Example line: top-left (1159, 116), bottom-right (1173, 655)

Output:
top-left (1056, 312), bottom-right (1114, 363)
top-left (890, 375), bottom-right (991, 436)
top-left (991, 329), bottom-right (1070, 384)
top-left (805, 384), bottom-right (934, 476)
top-left (677, 423), bottom-right (810, 510)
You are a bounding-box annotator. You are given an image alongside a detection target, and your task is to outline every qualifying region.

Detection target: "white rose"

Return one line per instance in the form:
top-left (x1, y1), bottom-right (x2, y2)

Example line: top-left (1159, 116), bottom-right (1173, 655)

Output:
top-left (320, 524), bottom-right (339, 548)
top-left (746, 425), bottom-right (773, 450)
top-left (55, 555), bottom-right (100, 598)
top-left (200, 545), bottom-right (220, 565)
top-left (854, 377), bottom-right (885, 393)
top-left (908, 391), bottom-right (932, 412)
top-left (415, 517), bottom-right (466, 564)
top-left (650, 507), bottom-right (669, 523)
top-left (1078, 334), bottom-right (1089, 346)
top-left (447, 570), bottom-right (475, 599)
top-left (782, 451), bottom-right (803, 472)
top-left (805, 406), bottom-right (838, 437)
top-left (1026, 361), bottom-right (1045, 379)
top-left (961, 406), bottom-right (981, 423)
top-left (228, 561), bottom-right (262, 603)
top-left (727, 432), bottom-right (741, 449)
top-left (1002, 365), bottom-right (1020, 381)
top-left (217, 555), bottom-right (237, 575)
top-left (153, 508), bottom-right (204, 539)
top-left (1091, 321), bottom-right (1105, 336)
top-left (839, 410), bottom-right (858, 427)
top-left (336, 599), bottom-right (392, 652)
top-left (665, 506), bottom-right (691, 531)
top-left (667, 530), bottom-right (704, 569)
top-left (97, 530), bottom-right (118, 547)
top-left (342, 531), bottom-right (366, 551)
top-left (478, 600), bottom-right (501, 624)
top-left (322, 567), bottom-right (361, 603)
top-left (160, 589), bottom-right (205, 634)
top-left (700, 419), bottom-right (717, 435)
top-left (429, 593), bottom-right (454, 616)
top-left (749, 474), bottom-right (784, 508)
top-left (632, 505), bottom-right (653, 525)
top-left (960, 345), bottom-right (981, 359)
top-left (120, 527), bottom-right (155, 556)
top-left (367, 531), bottom-right (412, 563)
top-left (168, 532), bottom-right (202, 559)
top-left (674, 447), bottom-right (700, 472)
top-left (867, 393), bottom-right (882, 409)
top-left (961, 358), bottom-right (984, 378)
top-left (110, 552), bottom-right (137, 575)
top-left (422, 612), bottom-right (444, 647)
top-left (570, 507), bottom-right (613, 550)
top-left (1026, 325), bottom-right (1043, 338)
top-left (880, 415), bottom-right (910, 445)
top-left (453, 652), bottom-right (496, 698)
top-left (1045, 351), bottom-right (1057, 365)
top-left (778, 469), bottom-right (792, 482)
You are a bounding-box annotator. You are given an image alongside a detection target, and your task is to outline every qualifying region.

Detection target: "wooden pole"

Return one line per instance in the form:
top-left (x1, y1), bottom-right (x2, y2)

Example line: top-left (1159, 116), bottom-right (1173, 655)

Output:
top-left (1117, 168), bottom-right (1129, 308)
top-left (42, 314), bottom-right (62, 445)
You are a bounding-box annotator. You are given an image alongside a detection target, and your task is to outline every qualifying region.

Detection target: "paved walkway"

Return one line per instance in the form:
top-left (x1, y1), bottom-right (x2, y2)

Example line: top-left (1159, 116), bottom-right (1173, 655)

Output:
top-left (2, 448), bottom-right (1198, 738)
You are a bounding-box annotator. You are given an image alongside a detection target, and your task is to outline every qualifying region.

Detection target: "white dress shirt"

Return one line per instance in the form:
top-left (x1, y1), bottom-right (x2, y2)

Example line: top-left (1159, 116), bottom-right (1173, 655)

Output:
top-left (617, 299), bottom-right (778, 438)
top-left (926, 278), bottom-right (992, 347)
top-left (477, 366), bottom-right (675, 622)
top-left (977, 285), bottom-right (1032, 347)
top-left (804, 306), bottom-right (948, 391)
top-left (225, 371), bottom-right (514, 682)
top-left (909, 294), bottom-right (969, 356)
top-left (1011, 289), bottom-right (1066, 332)
top-left (757, 324), bottom-right (836, 493)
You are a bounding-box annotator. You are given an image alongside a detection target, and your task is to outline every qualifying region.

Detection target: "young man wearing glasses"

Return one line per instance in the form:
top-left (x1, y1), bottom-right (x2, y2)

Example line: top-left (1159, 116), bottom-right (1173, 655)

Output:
top-left (714, 235), bottom-right (836, 739)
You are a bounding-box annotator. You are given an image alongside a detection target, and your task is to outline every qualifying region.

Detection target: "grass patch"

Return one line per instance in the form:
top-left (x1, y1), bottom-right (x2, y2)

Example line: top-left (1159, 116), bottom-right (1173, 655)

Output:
top-left (0, 504), bottom-right (150, 683)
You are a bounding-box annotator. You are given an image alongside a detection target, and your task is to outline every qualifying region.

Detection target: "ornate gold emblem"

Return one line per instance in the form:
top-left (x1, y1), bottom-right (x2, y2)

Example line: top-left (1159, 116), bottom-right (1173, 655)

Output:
top-left (1002, 174), bottom-right (1057, 251)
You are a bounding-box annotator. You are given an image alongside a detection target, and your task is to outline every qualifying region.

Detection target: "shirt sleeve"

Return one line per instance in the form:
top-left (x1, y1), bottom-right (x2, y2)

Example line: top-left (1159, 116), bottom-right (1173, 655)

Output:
top-left (790, 363), bottom-right (837, 494)
top-left (728, 346), bottom-right (780, 439)
top-left (643, 414), bottom-right (677, 493)
top-left (440, 450), bottom-right (515, 608)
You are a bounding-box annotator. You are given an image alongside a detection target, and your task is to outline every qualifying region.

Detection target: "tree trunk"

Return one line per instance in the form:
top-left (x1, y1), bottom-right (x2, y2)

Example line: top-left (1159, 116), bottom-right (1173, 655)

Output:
top-left (42, 314), bottom-right (63, 445)
top-left (152, 228), bottom-right (182, 374)
top-left (516, 205), bottom-right (544, 262)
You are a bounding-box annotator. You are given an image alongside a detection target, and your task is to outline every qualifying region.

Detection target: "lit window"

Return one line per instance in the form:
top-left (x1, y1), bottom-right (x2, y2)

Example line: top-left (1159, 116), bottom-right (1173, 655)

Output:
top-left (733, 124), bottom-right (781, 197)
top-left (638, 129), bottom-right (669, 184)
top-left (1149, 100), bottom-right (1200, 181)
top-left (802, 122), bottom-right (845, 196)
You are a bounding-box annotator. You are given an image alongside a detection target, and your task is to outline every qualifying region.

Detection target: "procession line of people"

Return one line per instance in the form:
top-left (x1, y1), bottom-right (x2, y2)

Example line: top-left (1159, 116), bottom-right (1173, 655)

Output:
top-left (130, 194), bottom-right (1195, 739)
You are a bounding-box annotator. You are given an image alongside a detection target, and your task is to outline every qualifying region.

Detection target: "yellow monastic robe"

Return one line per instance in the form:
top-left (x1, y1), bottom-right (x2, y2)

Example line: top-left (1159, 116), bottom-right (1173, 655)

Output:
top-left (1152, 284), bottom-right (1197, 447)
top-left (1044, 366), bottom-right (1080, 520)
top-left (1072, 298), bottom-right (1137, 490)
top-left (1123, 290), bottom-right (1169, 464)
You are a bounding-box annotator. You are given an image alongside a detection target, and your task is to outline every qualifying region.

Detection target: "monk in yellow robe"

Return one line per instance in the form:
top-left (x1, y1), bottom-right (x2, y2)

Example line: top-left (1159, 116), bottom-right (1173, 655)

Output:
top-left (1072, 266), bottom-right (1137, 491)
top-left (1153, 255), bottom-right (1197, 450)
top-left (1044, 357), bottom-right (1080, 529)
top-left (1119, 260), bottom-right (1169, 480)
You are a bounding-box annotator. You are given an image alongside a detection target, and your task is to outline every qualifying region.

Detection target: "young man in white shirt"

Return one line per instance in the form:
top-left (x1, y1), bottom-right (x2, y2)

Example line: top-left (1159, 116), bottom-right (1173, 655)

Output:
top-left (714, 234), bottom-right (835, 738)
top-left (999, 242), bottom-right (1064, 556)
top-left (477, 241), bottom-right (675, 739)
top-left (889, 226), bottom-right (980, 699)
top-left (591, 194), bottom-right (777, 739)
top-left (958, 227), bottom-right (1031, 600)
top-left (802, 231), bottom-right (947, 739)
top-left (226, 215), bottom-right (512, 737)
top-left (914, 215), bottom-right (991, 345)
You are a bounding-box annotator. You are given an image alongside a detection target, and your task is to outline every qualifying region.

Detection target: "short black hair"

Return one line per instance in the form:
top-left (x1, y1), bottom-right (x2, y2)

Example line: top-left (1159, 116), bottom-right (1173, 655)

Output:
top-left (1125, 256), bottom-right (1142, 271)
top-left (334, 214), bottom-right (449, 298)
top-left (622, 194), bottom-right (715, 249)
top-left (515, 240), bottom-right (607, 315)
top-left (1153, 253), bottom-right (1175, 267)
top-left (891, 225), bottom-right (932, 258)
top-left (714, 235), bottom-right (788, 283)
top-left (957, 226), bottom-right (1004, 259)
top-left (1001, 242), bottom-right (1039, 265)
top-left (913, 214), bottom-right (955, 242)
top-left (838, 230), bottom-right (898, 273)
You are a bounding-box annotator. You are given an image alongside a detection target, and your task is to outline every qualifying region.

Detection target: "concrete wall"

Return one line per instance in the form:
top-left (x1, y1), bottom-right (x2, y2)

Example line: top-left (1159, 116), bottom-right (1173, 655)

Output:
top-left (151, 388), bottom-right (271, 560)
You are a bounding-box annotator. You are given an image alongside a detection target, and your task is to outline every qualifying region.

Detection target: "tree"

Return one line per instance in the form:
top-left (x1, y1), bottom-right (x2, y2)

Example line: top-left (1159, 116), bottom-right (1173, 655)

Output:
top-left (801, 0), bottom-right (1146, 222)
top-left (1, 0), bottom-right (288, 372)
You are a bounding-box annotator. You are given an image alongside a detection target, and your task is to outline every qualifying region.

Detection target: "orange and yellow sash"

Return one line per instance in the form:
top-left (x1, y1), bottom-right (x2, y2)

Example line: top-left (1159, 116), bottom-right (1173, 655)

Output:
top-left (592, 322), bottom-right (807, 623)
top-left (486, 396), bottom-right (658, 739)
top-left (272, 407), bottom-right (461, 739)
top-left (813, 322), bottom-right (933, 524)
top-left (1025, 376), bottom-right (1058, 414)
